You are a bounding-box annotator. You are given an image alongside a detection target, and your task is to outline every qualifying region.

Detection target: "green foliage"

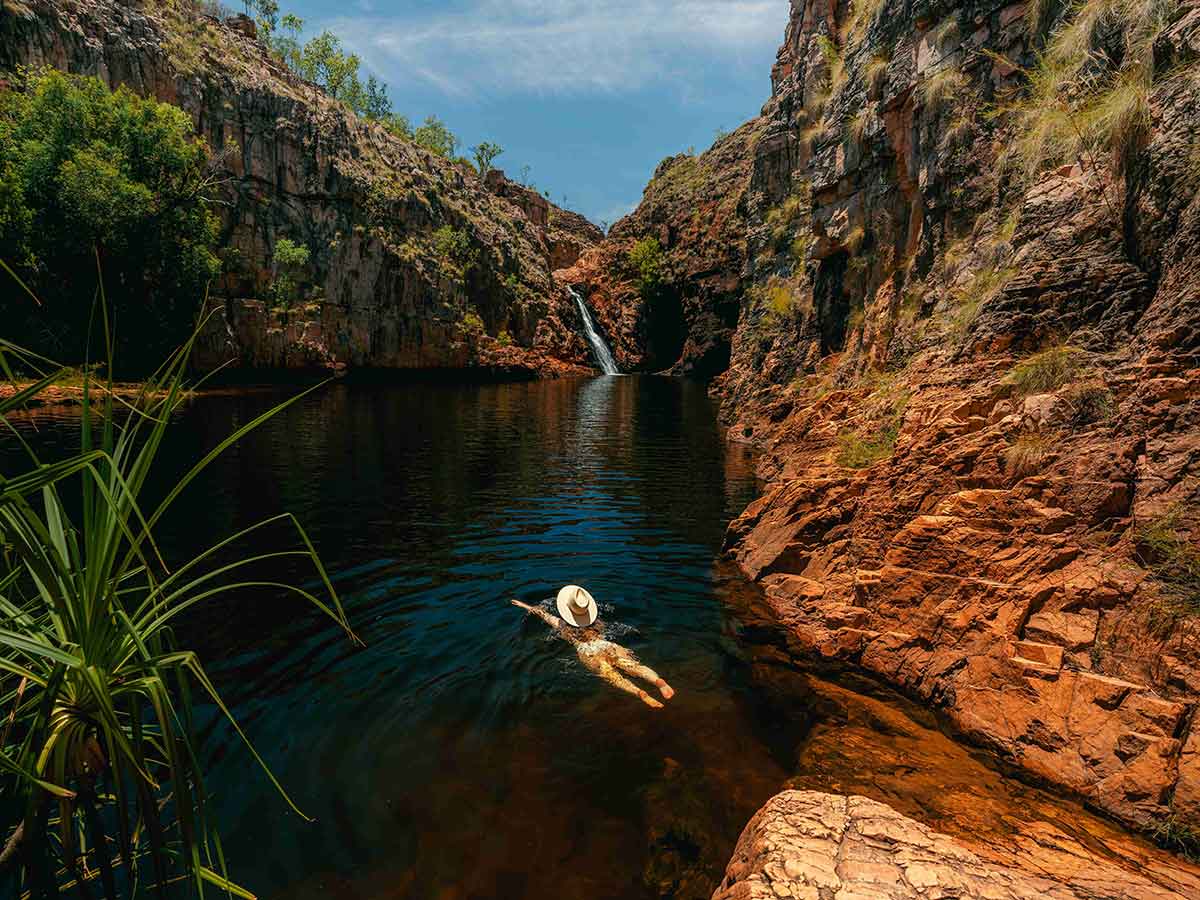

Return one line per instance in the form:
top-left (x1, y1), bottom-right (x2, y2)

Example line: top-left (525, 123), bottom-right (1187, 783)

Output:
top-left (815, 34), bottom-right (846, 91)
top-left (432, 224), bottom-right (475, 277)
top-left (0, 328), bottom-right (354, 898)
top-left (470, 141), bottom-right (504, 181)
top-left (289, 29), bottom-right (364, 107)
top-left (765, 184), bottom-right (812, 253)
top-left (766, 280), bottom-right (795, 318)
top-left (628, 237), bottom-right (666, 300)
top-left (496, 329), bottom-right (513, 346)
top-left (1005, 432), bottom-right (1051, 477)
top-left (461, 309), bottom-right (485, 333)
top-left (996, 207), bottom-right (1022, 244)
top-left (1008, 345), bottom-right (1082, 396)
top-left (385, 113), bottom-right (414, 140)
top-left (0, 69), bottom-right (219, 371)
top-left (267, 13), bottom-right (406, 134)
top-left (414, 115), bottom-right (459, 159)
top-left (247, 0), bottom-right (280, 34)
top-left (271, 236), bottom-right (310, 306)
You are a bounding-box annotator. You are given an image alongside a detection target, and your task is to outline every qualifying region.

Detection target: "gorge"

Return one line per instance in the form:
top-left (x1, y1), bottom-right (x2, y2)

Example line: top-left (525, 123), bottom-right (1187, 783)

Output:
top-left (2, 0), bottom-right (1200, 897)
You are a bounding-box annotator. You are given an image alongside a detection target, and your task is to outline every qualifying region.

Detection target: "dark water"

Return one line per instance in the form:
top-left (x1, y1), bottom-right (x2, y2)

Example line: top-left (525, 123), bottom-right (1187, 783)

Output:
top-left (184, 375), bottom-right (778, 900)
top-left (5, 375), bottom-right (1192, 899)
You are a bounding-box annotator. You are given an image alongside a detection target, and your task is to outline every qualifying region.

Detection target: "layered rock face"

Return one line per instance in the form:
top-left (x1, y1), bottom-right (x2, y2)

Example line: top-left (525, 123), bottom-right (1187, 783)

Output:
top-left (713, 791), bottom-right (1200, 899)
top-left (573, 0), bottom-right (1200, 849)
top-left (0, 0), bottom-right (602, 375)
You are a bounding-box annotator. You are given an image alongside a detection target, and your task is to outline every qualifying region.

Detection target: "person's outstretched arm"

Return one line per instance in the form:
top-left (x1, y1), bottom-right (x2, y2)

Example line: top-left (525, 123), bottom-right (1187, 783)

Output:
top-left (511, 599), bottom-right (565, 630)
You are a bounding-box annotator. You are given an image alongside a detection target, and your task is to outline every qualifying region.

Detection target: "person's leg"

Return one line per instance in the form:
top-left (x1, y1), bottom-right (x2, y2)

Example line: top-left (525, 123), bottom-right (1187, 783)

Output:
top-left (611, 650), bottom-right (675, 700)
top-left (594, 659), bottom-right (663, 708)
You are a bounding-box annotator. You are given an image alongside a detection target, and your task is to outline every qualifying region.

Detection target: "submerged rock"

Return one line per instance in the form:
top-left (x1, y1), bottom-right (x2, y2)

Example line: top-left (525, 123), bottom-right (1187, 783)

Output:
top-left (712, 791), bottom-right (1200, 899)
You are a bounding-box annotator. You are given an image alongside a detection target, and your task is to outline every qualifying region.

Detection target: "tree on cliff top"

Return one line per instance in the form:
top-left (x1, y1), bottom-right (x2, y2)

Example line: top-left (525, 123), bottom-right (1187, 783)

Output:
top-left (0, 68), bottom-right (219, 372)
top-left (414, 115), bottom-right (459, 159)
top-left (266, 14), bottom-right (416, 140)
top-left (471, 141), bottom-right (504, 182)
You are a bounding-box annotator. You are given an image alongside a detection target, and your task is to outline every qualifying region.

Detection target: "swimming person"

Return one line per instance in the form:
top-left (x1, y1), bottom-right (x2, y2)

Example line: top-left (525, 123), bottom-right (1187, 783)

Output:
top-left (512, 585), bottom-right (676, 709)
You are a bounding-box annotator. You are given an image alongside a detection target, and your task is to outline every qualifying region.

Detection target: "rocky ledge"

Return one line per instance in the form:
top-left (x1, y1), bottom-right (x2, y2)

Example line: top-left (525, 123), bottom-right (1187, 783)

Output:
top-left (713, 791), bottom-right (1200, 899)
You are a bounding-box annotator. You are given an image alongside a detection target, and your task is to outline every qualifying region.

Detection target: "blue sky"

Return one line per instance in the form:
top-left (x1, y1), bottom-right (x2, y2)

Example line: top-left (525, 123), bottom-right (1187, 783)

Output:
top-left (271, 0), bottom-right (790, 226)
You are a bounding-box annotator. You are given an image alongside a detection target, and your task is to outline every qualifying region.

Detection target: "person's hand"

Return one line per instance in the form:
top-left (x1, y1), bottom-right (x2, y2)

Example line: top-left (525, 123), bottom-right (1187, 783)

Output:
top-left (511, 599), bottom-right (533, 611)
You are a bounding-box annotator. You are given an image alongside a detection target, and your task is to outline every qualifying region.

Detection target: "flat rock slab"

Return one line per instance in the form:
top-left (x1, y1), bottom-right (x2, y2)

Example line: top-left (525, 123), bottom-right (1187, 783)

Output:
top-left (712, 791), bottom-right (1199, 899)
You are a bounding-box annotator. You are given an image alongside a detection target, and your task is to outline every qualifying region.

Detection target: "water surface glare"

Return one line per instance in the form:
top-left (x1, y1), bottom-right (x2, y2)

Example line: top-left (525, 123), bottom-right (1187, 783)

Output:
top-left (5, 375), bottom-right (1190, 899)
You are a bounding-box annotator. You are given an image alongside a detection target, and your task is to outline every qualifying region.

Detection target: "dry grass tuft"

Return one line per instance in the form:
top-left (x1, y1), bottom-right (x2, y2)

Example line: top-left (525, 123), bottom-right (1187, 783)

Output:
top-left (1008, 345), bottom-right (1082, 397)
top-left (922, 67), bottom-right (967, 109)
top-left (1062, 380), bottom-right (1114, 427)
top-left (849, 109), bottom-right (874, 145)
top-left (865, 52), bottom-right (891, 95)
top-left (1005, 432), bottom-right (1051, 477)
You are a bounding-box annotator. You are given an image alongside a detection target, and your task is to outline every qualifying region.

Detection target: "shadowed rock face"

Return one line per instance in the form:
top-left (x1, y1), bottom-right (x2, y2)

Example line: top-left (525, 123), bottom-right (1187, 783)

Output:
top-left (567, 0), bottom-right (1200, 851)
top-left (712, 791), bottom-right (1200, 899)
top-left (0, 0), bottom-right (603, 376)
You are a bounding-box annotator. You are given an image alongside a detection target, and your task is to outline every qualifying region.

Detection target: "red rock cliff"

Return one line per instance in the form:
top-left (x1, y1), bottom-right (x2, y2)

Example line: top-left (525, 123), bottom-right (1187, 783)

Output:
top-left (577, 0), bottom-right (1200, 849)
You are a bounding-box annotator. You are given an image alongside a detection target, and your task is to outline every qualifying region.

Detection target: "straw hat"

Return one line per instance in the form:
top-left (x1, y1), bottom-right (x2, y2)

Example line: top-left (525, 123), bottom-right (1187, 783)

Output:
top-left (556, 584), bottom-right (598, 627)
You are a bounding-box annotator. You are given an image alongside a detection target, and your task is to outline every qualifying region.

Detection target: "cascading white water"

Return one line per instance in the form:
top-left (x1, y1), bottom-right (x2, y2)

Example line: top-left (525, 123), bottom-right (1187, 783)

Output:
top-left (569, 287), bottom-right (620, 375)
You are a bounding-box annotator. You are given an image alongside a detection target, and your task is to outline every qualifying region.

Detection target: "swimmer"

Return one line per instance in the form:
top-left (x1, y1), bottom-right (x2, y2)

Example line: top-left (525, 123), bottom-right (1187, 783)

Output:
top-left (512, 585), bottom-right (675, 709)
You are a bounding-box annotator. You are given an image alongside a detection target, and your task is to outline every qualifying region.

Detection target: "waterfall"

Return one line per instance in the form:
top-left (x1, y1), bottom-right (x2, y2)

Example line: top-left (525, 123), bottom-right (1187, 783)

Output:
top-left (569, 287), bottom-right (620, 375)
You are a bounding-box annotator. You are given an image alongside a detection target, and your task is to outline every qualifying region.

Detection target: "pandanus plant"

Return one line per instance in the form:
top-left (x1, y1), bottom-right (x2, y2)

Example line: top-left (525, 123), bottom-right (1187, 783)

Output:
top-left (0, 304), bottom-right (357, 897)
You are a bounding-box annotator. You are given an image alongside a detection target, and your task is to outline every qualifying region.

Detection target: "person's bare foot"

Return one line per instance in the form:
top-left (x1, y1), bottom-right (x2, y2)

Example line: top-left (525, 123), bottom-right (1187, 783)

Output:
top-left (657, 681), bottom-right (675, 700)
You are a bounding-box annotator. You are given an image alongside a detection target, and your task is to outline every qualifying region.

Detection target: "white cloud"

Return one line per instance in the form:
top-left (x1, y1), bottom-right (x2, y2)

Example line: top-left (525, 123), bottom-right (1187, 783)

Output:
top-left (324, 0), bottom-right (787, 97)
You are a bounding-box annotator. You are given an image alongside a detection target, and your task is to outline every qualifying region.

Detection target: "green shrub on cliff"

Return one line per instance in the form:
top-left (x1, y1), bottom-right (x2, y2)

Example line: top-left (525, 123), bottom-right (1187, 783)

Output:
top-left (433, 224), bottom-right (476, 277)
top-left (765, 185), bottom-right (812, 252)
top-left (836, 379), bottom-right (908, 468)
top-left (0, 68), bottom-right (219, 371)
top-left (471, 141), bottom-right (504, 181)
top-left (271, 236), bottom-right (311, 306)
top-left (628, 237), bottom-right (666, 300)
